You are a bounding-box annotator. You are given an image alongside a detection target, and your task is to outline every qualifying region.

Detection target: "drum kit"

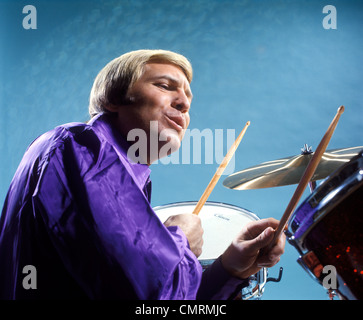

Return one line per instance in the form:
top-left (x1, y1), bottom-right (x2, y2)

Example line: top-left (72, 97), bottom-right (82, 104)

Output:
top-left (154, 107), bottom-right (363, 300)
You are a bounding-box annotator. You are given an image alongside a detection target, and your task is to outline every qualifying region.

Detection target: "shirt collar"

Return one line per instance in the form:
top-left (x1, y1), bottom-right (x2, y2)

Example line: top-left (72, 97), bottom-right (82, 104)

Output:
top-left (89, 113), bottom-right (151, 191)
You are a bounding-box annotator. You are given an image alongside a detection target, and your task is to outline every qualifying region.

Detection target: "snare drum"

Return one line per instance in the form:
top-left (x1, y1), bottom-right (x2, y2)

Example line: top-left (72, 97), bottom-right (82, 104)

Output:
top-left (288, 151), bottom-right (363, 300)
top-left (153, 201), bottom-right (267, 300)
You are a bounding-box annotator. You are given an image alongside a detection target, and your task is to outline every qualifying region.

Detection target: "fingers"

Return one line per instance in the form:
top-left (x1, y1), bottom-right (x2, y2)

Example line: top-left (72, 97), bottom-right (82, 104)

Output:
top-left (246, 226), bottom-right (275, 251)
top-left (256, 229), bottom-right (286, 267)
top-left (239, 218), bottom-right (279, 251)
top-left (164, 213), bottom-right (204, 257)
top-left (220, 218), bottom-right (286, 279)
top-left (240, 218), bottom-right (279, 240)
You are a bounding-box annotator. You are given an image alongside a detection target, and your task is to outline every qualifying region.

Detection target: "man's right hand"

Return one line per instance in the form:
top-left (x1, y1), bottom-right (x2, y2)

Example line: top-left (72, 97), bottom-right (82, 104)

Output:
top-left (221, 218), bottom-right (286, 279)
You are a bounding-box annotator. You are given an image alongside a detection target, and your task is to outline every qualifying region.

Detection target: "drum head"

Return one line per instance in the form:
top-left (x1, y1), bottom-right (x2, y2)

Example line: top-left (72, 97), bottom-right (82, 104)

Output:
top-left (153, 201), bottom-right (259, 261)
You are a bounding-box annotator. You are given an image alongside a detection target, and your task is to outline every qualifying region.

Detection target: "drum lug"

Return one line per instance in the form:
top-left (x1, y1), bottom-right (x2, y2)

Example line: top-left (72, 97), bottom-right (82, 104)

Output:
top-left (297, 251), bottom-right (324, 283)
top-left (266, 267), bottom-right (283, 283)
top-left (297, 251), bottom-right (341, 299)
top-left (301, 144), bottom-right (313, 155)
top-left (328, 289), bottom-right (337, 300)
top-left (284, 229), bottom-right (293, 238)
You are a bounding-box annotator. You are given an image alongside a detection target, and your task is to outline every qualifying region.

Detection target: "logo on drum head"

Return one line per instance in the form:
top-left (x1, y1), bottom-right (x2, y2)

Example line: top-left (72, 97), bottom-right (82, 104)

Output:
top-left (213, 213), bottom-right (230, 221)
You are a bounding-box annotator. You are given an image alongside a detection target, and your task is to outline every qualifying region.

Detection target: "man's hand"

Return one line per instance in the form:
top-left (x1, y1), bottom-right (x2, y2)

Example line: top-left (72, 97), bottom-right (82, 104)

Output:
top-left (164, 213), bottom-right (204, 257)
top-left (221, 218), bottom-right (286, 279)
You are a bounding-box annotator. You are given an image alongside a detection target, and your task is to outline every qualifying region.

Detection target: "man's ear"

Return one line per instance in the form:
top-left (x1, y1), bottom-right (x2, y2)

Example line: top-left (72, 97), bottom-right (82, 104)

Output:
top-left (103, 104), bottom-right (119, 113)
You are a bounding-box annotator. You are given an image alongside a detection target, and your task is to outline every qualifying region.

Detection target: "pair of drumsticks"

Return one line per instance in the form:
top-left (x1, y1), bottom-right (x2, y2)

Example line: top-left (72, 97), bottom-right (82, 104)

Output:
top-left (192, 106), bottom-right (345, 250)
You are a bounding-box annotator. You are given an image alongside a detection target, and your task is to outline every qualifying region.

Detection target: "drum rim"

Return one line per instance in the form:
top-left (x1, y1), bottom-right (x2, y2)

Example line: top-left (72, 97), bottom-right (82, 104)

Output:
top-left (288, 151), bottom-right (363, 251)
top-left (153, 200), bottom-right (260, 221)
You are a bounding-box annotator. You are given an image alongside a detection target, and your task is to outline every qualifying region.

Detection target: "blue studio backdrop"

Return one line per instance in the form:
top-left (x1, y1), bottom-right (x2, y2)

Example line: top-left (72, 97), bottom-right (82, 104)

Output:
top-left (1, 0), bottom-right (362, 300)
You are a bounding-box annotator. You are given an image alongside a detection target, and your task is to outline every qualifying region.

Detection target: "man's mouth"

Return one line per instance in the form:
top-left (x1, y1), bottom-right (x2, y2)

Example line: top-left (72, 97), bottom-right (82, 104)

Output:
top-left (164, 114), bottom-right (185, 132)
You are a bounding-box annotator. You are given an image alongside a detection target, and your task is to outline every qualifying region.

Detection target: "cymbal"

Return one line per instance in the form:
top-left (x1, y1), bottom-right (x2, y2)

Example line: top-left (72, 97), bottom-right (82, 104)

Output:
top-left (223, 146), bottom-right (363, 190)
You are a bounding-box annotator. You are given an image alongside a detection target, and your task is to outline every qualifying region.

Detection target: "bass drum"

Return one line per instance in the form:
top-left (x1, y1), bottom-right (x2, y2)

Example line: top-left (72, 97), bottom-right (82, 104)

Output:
top-left (153, 201), bottom-right (267, 300)
top-left (288, 150), bottom-right (363, 300)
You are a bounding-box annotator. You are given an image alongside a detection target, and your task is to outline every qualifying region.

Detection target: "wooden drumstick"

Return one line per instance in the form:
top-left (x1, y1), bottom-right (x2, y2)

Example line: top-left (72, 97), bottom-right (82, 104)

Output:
top-left (193, 121), bottom-right (251, 215)
top-left (267, 106), bottom-right (345, 249)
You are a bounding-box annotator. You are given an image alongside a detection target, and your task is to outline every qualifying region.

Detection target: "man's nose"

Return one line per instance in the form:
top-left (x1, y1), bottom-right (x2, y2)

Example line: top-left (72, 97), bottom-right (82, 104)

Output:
top-left (171, 91), bottom-right (191, 113)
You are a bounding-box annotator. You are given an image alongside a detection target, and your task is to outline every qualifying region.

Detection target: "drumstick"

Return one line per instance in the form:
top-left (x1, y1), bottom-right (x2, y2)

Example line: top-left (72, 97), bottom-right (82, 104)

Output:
top-left (268, 106), bottom-right (345, 249)
top-left (193, 121), bottom-right (251, 215)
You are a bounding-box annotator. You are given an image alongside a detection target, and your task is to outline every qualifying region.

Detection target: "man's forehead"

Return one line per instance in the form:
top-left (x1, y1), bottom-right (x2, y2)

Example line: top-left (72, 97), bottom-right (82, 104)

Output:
top-left (143, 63), bottom-right (188, 80)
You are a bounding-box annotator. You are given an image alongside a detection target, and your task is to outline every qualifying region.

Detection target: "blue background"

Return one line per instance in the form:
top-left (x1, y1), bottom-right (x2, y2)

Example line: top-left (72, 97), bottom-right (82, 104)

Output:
top-left (1, 0), bottom-right (362, 300)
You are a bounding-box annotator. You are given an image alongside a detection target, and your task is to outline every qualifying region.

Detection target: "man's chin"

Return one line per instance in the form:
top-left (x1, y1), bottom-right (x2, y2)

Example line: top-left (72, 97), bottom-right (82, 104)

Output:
top-left (158, 133), bottom-right (181, 159)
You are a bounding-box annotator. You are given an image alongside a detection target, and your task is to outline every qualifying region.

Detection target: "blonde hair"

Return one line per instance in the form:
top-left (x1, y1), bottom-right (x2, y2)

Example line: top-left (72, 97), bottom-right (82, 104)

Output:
top-left (89, 49), bottom-right (193, 117)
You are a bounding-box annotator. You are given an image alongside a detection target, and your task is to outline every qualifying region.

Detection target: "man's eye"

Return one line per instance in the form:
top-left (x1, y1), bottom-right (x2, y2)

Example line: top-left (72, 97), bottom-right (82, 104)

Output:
top-left (156, 83), bottom-right (169, 89)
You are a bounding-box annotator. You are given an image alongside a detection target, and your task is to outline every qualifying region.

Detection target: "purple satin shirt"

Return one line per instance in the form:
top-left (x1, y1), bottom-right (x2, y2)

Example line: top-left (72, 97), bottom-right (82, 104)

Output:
top-left (0, 114), bottom-right (246, 300)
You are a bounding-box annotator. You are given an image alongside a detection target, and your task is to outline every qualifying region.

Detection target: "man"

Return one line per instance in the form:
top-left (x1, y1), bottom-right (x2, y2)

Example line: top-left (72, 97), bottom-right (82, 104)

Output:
top-left (0, 49), bottom-right (285, 299)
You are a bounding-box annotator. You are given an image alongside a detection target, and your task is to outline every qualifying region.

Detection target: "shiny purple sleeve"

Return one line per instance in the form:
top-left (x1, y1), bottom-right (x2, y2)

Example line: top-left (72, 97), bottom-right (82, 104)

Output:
top-left (32, 138), bottom-right (202, 299)
top-left (197, 256), bottom-right (249, 300)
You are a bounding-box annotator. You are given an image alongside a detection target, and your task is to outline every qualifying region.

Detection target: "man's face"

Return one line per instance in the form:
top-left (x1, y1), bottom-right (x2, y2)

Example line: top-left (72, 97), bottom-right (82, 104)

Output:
top-left (113, 62), bottom-right (193, 164)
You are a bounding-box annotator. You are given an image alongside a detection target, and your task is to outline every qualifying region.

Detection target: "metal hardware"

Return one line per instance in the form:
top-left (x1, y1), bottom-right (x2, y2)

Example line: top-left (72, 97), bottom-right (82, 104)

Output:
top-left (266, 267), bottom-right (283, 283)
top-left (301, 144), bottom-right (313, 155)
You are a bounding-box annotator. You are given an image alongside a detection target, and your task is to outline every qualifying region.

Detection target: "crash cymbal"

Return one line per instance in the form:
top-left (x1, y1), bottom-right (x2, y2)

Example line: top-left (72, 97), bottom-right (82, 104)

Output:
top-left (223, 146), bottom-right (363, 190)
